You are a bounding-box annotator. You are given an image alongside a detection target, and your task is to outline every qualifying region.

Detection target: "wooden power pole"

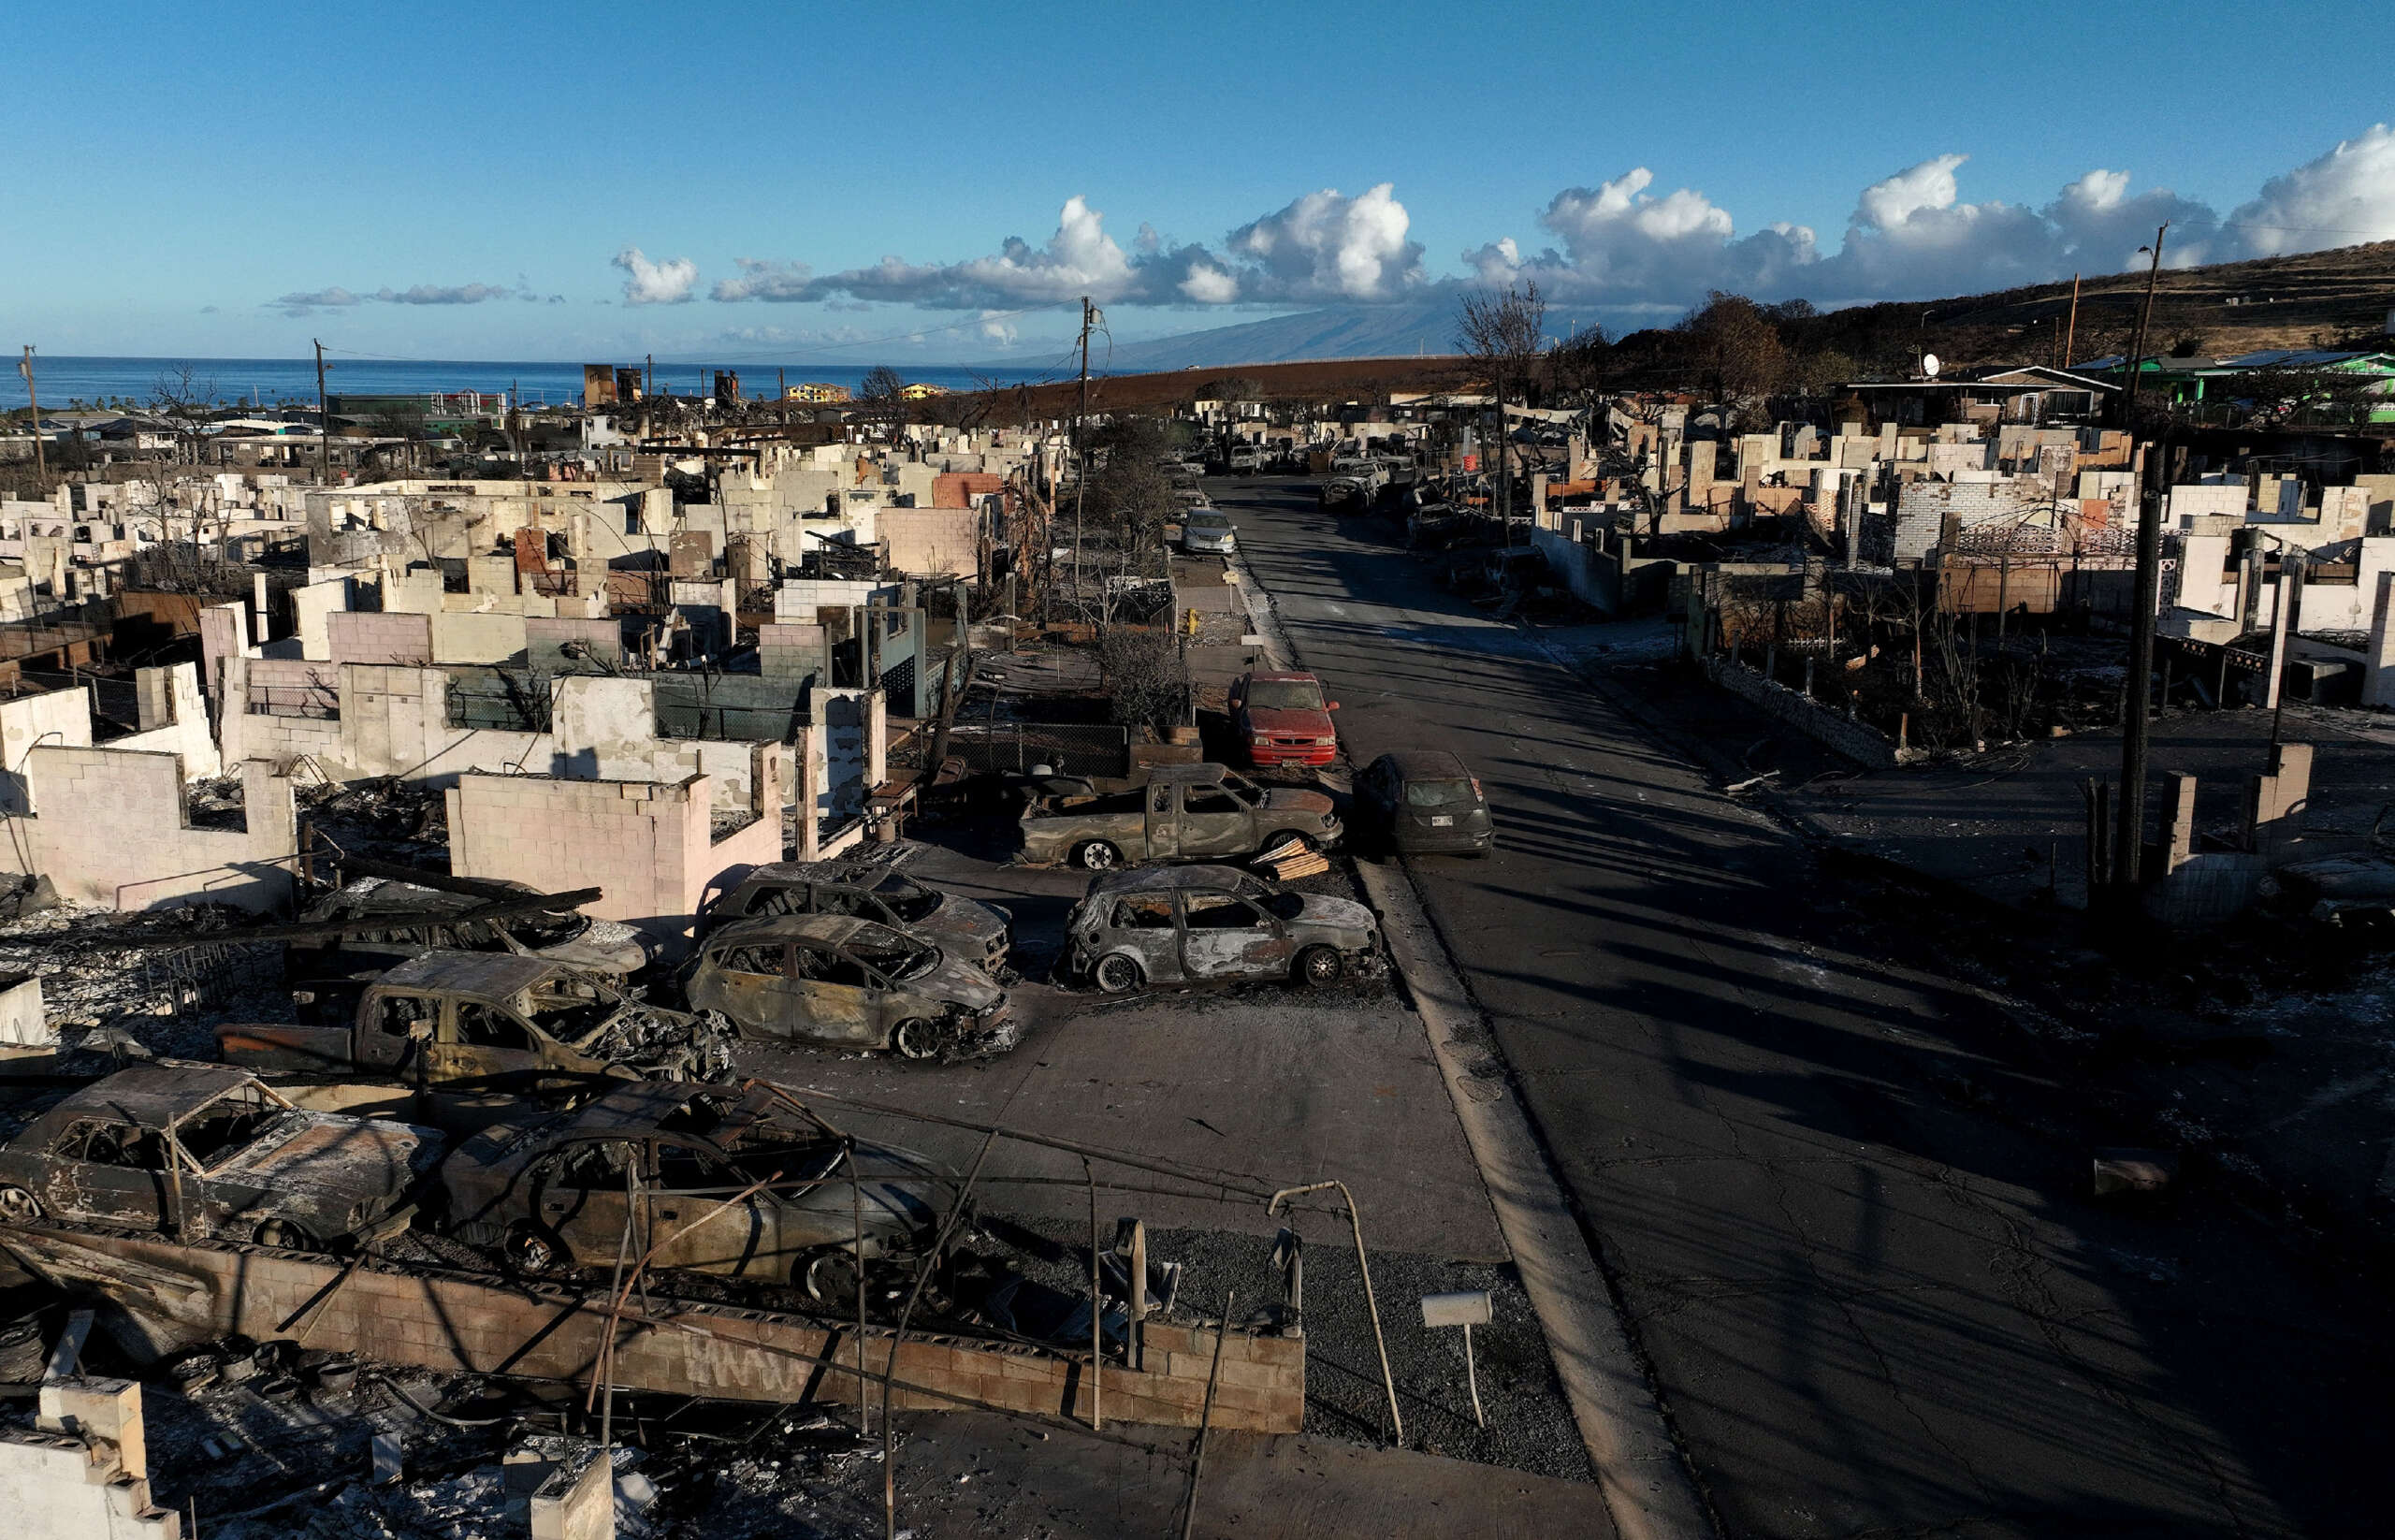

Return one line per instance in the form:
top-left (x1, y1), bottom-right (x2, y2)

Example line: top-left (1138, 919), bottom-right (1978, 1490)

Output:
top-left (2112, 225), bottom-right (2170, 893)
top-left (314, 340), bottom-right (331, 485)
top-left (1071, 296), bottom-right (1096, 598)
top-left (18, 347), bottom-right (43, 481)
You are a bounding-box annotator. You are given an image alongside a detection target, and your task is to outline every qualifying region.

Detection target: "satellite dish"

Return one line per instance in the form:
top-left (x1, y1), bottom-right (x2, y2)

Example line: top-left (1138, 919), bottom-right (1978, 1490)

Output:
top-left (1922, 353), bottom-right (1941, 379)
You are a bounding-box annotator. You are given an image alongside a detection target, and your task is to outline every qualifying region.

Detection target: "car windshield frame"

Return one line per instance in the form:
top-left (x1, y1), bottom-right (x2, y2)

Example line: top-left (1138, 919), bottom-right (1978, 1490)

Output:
top-left (1245, 680), bottom-right (1327, 712)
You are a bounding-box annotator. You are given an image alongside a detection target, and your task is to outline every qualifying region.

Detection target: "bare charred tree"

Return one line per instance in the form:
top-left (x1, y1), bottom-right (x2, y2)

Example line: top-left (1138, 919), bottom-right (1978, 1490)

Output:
top-left (1456, 282), bottom-right (1547, 406)
top-left (857, 365), bottom-right (909, 429)
top-left (150, 363), bottom-right (219, 464)
top-left (1678, 293), bottom-right (1787, 419)
top-left (1546, 324), bottom-right (1614, 401)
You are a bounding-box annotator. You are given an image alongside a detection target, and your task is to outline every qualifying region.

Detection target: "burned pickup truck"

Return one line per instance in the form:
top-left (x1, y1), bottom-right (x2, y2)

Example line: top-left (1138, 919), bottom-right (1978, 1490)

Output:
top-left (219, 952), bottom-right (732, 1095)
top-left (1018, 763), bottom-right (1342, 871)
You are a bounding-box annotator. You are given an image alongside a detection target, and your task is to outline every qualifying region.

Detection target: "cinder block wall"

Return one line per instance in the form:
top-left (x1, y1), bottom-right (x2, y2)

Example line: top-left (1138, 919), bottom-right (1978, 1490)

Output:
top-left (329, 610), bottom-right (432, 668)
top-left (10, 751), bottom-right (296, 911)
top-left (1, 1228), bottom-right (1302, 1434)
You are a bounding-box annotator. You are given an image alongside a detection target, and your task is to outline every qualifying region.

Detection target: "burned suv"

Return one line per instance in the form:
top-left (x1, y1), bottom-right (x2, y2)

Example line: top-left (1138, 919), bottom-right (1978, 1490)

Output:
top-left (706, 860), bottom-right (1013, 974)
top-left (441, 1080), bottom-right (947, 1302)
top-left (0, 1065), bottom-right (438, 1253)
top-left (1066, 865), bottom-right (1380, 991)
top-left (685, 915), bottom-right (1014, 1059)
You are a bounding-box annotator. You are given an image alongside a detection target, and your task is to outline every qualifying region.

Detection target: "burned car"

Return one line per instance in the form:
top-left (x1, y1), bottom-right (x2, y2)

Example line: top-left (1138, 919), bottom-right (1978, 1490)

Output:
top-left (220, 952), bottom-right (732, 1094)
top-left (685, 915), bottom-right (1014, 1059)
top-left (1018, 763), bottom-right (1342, 871)
top-left (291, 874), bottom-right (651, 981)
top-left (0, 1065), bottom-right (438, 1253)
top-left (441, 1080), bottom-right (948, 1302)
top-left (706, 860), bottom-right (1013, 974)
top-left (1065, 865), bottom-right (1380, 991)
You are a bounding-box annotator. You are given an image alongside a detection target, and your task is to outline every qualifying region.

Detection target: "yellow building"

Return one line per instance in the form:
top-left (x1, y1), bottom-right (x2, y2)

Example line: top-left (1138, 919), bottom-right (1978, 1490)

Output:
top-left (899, 382), bottom-right (951, 400)
top-left (784, 382), bottom-right (852, 403)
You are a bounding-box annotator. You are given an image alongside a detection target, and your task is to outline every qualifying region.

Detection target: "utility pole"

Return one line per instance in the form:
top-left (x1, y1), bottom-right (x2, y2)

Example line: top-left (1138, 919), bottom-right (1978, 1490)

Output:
top-left (645, 354), bottom-right (653, 400)
top-left (18, 347), bottom-right (43, 481)
top-left (1071, 295), bottom-right (1096, 601)
top-left (2062, 272), bottom-right (2082, 369)
top-left (2112, 225), bottom-right (2169, 895)
top-left (314, 339), bottom-right (330, 486)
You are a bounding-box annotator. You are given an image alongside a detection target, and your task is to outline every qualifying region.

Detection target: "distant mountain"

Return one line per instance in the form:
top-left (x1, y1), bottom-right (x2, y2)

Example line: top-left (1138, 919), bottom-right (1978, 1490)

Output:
top-left (1046, 298), bottom-right (1618, 372)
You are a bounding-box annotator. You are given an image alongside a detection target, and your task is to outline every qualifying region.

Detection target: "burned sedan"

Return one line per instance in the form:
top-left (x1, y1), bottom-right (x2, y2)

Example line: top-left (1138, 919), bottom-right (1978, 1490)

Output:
top-left (291, 874), bottom-right (651, 980)
top-left (441, 1080), bottom-right (947, 1302)
top-left (0, 1064), bottom-right (438, 1253)
top-left (685, 915), bottom-right (1014, 1059)
top-left (706, 860), bottom-right (1013, 974)
top-left (1065, 865), bottom-right (1381, 991)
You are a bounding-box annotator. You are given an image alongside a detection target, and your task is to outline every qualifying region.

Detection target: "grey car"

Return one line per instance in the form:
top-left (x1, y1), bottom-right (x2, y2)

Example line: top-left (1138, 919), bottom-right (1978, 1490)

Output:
top-left (0, 1064), bottom-right (438, 1253)
top-left (1065, 865), bottom-right (1380, 992)
top-left (1356, 749), bottom-right (1495, 856)
top-left (706, 861), bottom-right (1013, 974)
top-left (685, 915), bottom-right (1015, 1059)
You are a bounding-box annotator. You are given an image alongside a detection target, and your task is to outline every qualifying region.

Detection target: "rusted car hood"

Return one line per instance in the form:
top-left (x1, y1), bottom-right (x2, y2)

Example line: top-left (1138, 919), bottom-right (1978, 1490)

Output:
top-left (1242, 706), bottom-right (1332, 737)
top-left (911, 953), bottom-right (1005, 1012)
top-left (922, 895), bottom-right (1009, 955)
top-left (210, 1111), bottom-right (434, 1201)
top-left (1294, 893), bottom-right (1375, 935)
top-left (1262, 787), bottom-right (1334, 815)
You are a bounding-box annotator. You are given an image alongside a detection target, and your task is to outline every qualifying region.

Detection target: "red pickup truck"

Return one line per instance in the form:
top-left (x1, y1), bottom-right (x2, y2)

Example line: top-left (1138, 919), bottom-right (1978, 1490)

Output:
top-left (1229, 671), bottom-right (1341, 768)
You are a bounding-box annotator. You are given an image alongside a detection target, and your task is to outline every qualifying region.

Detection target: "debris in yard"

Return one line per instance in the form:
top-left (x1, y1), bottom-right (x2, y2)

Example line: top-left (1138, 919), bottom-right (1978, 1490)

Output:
top-left (1256, 838), bottom-right (1330, 880)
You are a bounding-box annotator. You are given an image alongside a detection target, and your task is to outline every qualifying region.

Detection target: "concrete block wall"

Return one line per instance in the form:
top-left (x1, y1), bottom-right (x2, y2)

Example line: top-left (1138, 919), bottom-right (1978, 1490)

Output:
top-left (526, 615), bottom-right (623, 676)
top-left (113, 664), bottom-right (221, 780)
top-left (0, 1228), bottom-right (1303, 1435)
top-left (430, 609), bottom-right (529, 665)
top-left (0, 684), bottom-right (94, 814)
top-left (7, 751), bottom-right (296, 912)
top-left (0, 1375), bottom-right (181, 1538)
top-left (773, 577), bottom-right (895, 624)
top-left (329, 610), bottom-right (432, 668)
top-left (290, 576), bottom-right (352, 661)
top-left (447, 769), bottom-right (780, 952)
top-left (243, 657), bottom-right (341, 719)
top-left (881, 507), bottom-right (980, 577)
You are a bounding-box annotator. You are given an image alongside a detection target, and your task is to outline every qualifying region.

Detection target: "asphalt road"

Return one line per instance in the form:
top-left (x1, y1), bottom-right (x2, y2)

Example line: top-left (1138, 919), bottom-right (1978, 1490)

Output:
top-left (1212, 475), bottom-right (2384, 1540)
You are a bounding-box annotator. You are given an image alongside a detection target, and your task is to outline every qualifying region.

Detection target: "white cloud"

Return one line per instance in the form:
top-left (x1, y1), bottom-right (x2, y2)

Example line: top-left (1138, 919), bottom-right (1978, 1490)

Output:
top-left (614, 247), bottom-right (699, 305)
top-left (1226, 183), bottom-right (1423, 301)
top-left (716, 186), bottom-right (1422, 310)
top-left (2228, 123), bottom-right (2395, 256)
top-left (977, 312), bottom-right (1021, 347)
top-left (270, 282), bottom-right (522, 317)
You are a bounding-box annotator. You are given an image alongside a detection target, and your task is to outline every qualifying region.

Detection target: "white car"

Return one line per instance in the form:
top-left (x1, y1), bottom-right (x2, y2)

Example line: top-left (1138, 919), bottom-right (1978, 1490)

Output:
top-left (1181, 508), bottom-right (1236, 555)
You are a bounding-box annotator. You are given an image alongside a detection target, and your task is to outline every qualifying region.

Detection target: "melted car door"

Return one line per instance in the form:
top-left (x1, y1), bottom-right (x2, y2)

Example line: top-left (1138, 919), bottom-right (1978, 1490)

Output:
top-left (432, 1000), bottom-right (551, 1092)
top-left (646, 1140), bottom-right (773, 1277)
top-left (1146, 781), bottom-right (1179, 860)
top-left (787, 940), bottom-right (883, 1045)
top-left (528, 1139), bottom-right (639, 1265)
top-left (1180, 892), bottom-right (1291, 979)
top-left (1178, 784), bottom-right (1254, 858)
top-left (42, 1119), bottom-right (173, 1232)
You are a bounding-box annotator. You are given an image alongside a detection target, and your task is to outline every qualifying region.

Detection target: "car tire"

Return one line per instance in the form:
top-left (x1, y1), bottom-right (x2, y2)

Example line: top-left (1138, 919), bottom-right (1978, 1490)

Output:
top-left (1074, 840), bottom-right (1123, 871)
top-left (503, 1222), bottom-right (567, 1276)
top-left (892, 1018), bottom-right (944, 1060)
top-left (1094, 953), bottom-right (1145, 995)
top-left (1295, 945), bottom-right (1343, 988)
top-left (801, 1248), bottom-right (863, 1308)
top-left (0, 1186), bottom-right (42, 1225)
top-left (255, 1219), bottom-right (323, 1253)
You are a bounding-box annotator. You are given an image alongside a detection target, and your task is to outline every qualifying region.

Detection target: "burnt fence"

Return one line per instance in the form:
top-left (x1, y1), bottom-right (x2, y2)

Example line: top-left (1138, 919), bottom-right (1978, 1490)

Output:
top-left (936, 720), bottom-right (1130, 779)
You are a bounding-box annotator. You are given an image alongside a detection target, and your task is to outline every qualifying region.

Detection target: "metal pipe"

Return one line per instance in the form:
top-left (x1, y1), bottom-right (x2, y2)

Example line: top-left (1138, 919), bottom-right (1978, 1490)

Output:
top-left (1086, 1155), bottom-right (1102, 1431)
top-left (1179, 1290), bottom-right (1236, 1540)
top-left (886, 1129), bottom-right (996, 1540)
top-left (1270, 1181), bottom-right (1402, 1444)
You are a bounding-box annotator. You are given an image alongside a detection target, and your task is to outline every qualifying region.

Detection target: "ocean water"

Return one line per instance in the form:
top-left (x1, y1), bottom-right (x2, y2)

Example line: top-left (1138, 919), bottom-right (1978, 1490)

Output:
top-left (5, 356), bottom-right (1026, 413)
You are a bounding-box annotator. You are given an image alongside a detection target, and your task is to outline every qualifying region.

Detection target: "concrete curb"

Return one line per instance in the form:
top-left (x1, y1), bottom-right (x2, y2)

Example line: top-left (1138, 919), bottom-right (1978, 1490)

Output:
top-left (1229, 555), bottom-right (1718, 1540)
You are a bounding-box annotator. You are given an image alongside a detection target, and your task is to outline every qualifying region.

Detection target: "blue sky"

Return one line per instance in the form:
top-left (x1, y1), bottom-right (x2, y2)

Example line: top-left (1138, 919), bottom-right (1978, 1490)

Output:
top-left (7, 0), bottom-right (2393, 363)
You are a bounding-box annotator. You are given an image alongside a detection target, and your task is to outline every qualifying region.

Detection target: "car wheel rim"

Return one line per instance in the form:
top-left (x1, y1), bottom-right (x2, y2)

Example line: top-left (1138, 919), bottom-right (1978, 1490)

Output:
top-left (806, 1252), bottom-right (862, 1305)
top-left (510, 1228), bottom-right (559, 1272)
top-left (1302, 949), bottom-right (1341, 984)
top-left (1082, 843), bottom-right (1115, 870)
top-left (1096, 956), bottom-right (1140, 993)
top-left (0, 1187), bottom-right (38, 1223)
top-left (894, 1020), bottom-right (940, 1059)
